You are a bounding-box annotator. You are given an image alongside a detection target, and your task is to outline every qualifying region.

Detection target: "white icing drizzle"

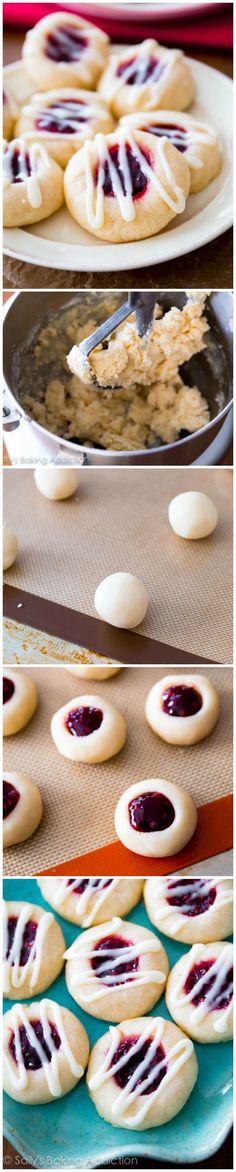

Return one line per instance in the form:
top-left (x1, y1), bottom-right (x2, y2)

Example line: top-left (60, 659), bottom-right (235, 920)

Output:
top-left (84, 128), bottom-right (186, 229)
top-left (151, 878), bottom-right (233, 935)
top-left (64, 917), bottom-right (165, 1002)
top-left (134, 118), bottom-right (218, 171)
top-left (172, 944), bottom-right (233, 1034)
top-left (111, 40), bottom-right (181, 102)
top-left (5, 1000), bottom-right (84, 1095)
top-left (53, 877), bottom-right (120, 926)
top-left (3, 138), bottom-right (50, 207)
top-left (88, 1016), bottom-right (193, 1124)
top-left (22, 98), bottom-right (108, 135)
top-left (3, 902), bottom-right (54, 994)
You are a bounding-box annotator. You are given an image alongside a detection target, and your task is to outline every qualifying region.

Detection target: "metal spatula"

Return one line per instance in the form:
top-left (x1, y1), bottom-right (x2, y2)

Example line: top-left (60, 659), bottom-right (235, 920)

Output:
top-left (69, 292), bottom-right (157, 390)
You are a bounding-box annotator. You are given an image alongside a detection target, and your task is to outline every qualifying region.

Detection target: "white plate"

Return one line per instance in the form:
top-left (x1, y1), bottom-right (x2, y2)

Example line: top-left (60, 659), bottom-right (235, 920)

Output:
top-left (3, 56), bottom-right (233, 272)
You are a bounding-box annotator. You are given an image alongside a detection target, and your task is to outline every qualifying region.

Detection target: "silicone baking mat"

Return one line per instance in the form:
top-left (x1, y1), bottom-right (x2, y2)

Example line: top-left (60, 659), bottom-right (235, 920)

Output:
top-left (3, 468), bottom-right (232, 665)
top-left (3, 665), bottom-right (232, 877)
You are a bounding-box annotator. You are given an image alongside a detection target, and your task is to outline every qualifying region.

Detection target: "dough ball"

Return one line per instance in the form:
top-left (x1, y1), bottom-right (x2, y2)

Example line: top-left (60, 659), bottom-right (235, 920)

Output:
top-left (64, 665), bottom-right (121, 680)
top-left (168, 492), bottom-right (218, 539)
top-left (3, 526), bottom-right (18, 570)
top-left (34, 468), bottom-right (80, 500)
top-left (94, 572), bottom-right (148, 629)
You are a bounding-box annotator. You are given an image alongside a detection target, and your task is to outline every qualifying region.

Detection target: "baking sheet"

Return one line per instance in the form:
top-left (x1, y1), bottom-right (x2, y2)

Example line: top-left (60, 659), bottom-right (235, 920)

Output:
top-left (3, 467), bottom-right (232, 663)
top-left (3, 665), bottom-right (232, 876)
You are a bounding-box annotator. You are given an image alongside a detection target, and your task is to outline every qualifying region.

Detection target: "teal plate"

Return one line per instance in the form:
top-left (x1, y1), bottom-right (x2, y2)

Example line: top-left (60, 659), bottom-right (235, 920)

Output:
top-left (3, 878), bottom-right (233, 1168)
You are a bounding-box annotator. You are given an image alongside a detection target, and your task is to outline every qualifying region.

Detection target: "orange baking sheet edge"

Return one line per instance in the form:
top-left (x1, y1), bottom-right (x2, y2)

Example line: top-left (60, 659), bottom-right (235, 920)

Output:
top-left (38, 794), bottom-right (233, 877)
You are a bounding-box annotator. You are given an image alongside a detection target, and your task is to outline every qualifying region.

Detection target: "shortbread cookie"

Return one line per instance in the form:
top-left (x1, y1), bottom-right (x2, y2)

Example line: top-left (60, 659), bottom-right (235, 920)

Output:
top-left (87, 1015), bottom-right (198, 1129)
top-left (3, 772), bottom-right (43, 848)
top-left (3, 525), bottom-right (18, 570)
top-left (64, 666), bottom-right (121, 680)
top-left (17, 89), bottom-right (113, 169)
top-left (145, 673), bottom-right (220, 745)
top-left (3, 84), bottom-right (18, 140)
top-left (144, 877), bottom-right (233, 943)
top-left (3, 999), bottom-right (89, 1103)
top-left (166, 941), bottom-right (233, 1043)
top-left (65, 917), bottom-right (169, 1020)
top-left (22, 12), bottom-right (109, 91)
top-left (3, 138), bottom-right (64, 227)
top-left (120, 111), bottom-right (221, 193)
top-left (115, 778), bottom-right (197, 857)
top-left (3, 901), bottom-right (65, 999)
top-left (98, 38), bottom-right (194, 119)
top-left (168, 491), bottom-right (218, 537)
top-left (51, 692), bottom-right (126, 762)
top-left (64, 127), bottom-right (190, 243)
top-left (34, 467), bottom-right (80, 499)
top-left (3, 671), bottom-right (38, 736)
top-left (94, 572), bottom-right (148, 629)
top-left (37, 877), bottom-right (143, 927)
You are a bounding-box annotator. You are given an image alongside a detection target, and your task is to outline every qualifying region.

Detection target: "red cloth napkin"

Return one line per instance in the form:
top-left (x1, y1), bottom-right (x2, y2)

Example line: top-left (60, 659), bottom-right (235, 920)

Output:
top-left (3, 3), bottom-right (233, 49)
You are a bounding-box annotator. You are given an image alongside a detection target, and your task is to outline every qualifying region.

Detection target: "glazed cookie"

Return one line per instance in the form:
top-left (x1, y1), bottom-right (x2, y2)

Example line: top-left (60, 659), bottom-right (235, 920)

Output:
top-left (51, 692), bottom-right (126, 762)
top-left (166, 941), bottom-right (233, 1043)
top-left (64, 666), bottom-right (121, 680)
top-left (3, 901), bottom-right (65, 999)
top-left (3, 772), bottom-right (43, 848)
top-left (3, 84), bottom-right (18, 140)
top-left (3, 671), bottom-right (38, 736)
top-left (3, 999), bottom-right (90, 1104)
top-left (120, 111), bottom-right (221, 194)
top-left (144, 877), bottom-right (233, 943)
top-left (64, 127), bottom-right (190, 243)
top-left (114, 778), bottom-right (197, 858)
top-left (145, 673), bottom-right (220, 745)
top-left (22, 12), bottom-right (109, 91)
top-left (3, 138), bottom-right (64, 228)
top-left (37, 877), bottom-right (143, 927)
top-left (16, 89), bottom-right (114, 169)
top-left (98, 38), bottom-right (194, 119)
top-left (65, 916), bottom-right (169, 1021)
top-left (87, 1015), bottom-right (198, 1129)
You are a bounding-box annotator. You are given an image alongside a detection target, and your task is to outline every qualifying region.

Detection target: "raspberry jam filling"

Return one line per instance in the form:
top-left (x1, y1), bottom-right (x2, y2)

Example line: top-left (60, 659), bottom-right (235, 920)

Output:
top-left (128, 791), bottom-right (175, 833)
top-left (184, 959), bottom-right (233, 1010)
top-left (65, 705), bottom-right (103, 737)
top-left (6, 149), bottom-right (32, 184)
top-left (36, 99), bottom-right (88, 134)
top-left (91, 934), bottom-right (139, 985)
top-left (3, 677), bottom-right (15, 703)
top-left (116, 56), bottom-right (164, 86)
top-left (46, 26), bottom-right (88, 63)
top-left (3, 780), bottom-right (20, 819)
top-left (10, 1020), bottom-right (61, 1070)
top-left (95, 143), bottom-right (150, 199)
top-left (147, 123), bottom-right (187, 152)
top-left (67, 878), bottom-right (112, 893)
top-left (111, 1035), bottom-right (167, 1092)
top-left (167, 878), bottom-right (217, 917)
top-left (6, 916), bottom-right (37, 966)
top-left (162, 684), bottom-right (203, 718)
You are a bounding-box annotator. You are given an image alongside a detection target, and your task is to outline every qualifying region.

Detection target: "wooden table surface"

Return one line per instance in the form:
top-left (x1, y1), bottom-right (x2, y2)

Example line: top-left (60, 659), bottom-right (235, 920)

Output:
top-left (3, 32), bottom-right (233, 290)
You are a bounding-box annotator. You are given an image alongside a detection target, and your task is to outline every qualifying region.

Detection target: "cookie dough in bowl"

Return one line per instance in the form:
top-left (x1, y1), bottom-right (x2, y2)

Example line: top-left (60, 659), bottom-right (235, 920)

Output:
top-left (3, 772), bottom-right (43, 848)
top-left (65, 916), bottom-right (169, 1021)
top-left (3, 139), bottom-right (64, 228)
top-left (3, 671), bottom-right (38, 736)
top-left (16, 89), bottom-right (114, 169)
top-left (114, 777), bottom-right (197, 857)
top-left (120, 110), bottom-right (221, 194)
top-left (144, 877), bottom-right (233, 943)
top-left (3, 999), bottom-right (90, 1104)
top-left (166, 941), bottom-right (233, 1043)
top-left (145, 673), bottom-right (220, 745)
top-left (98, 39), bottom-right (194, 119)
top-left (22, 11), bottom-right (109, 91)
top-left (87, 1016), bottom-right (198, 1129)
top-left (3, 900), bottom-right (65, 999)
top-left (64, 128), bottom-right (190, 243)
top-left (51, 692), bottom-right (126, 762)
top-left (37, 877), bottom-right (143, 927)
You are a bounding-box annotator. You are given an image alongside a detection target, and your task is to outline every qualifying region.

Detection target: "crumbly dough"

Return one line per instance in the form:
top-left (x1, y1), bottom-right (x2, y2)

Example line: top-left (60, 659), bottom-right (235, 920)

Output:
top-left (51, 692), bottom-right (126, 762)
top-left (87, 1016), bottom-right (198, 1129)
top-left (21, 295), bottom-right (210, 452)
top-left (64, 666), bottom-right (121, 680)
top-left (65, 917), bottom-right (169, 1020)
top-left (3, 999), bottom-right (90, 1104)
top-left (3, 901), bottom-right (65, 999)
top-left (143, 877), bottom-right (233, 943)
top-left (34, 467), bottom-right (80, 499)
top-left (168, 491), bottom-right (218, 538)
top-left (114, 777), bottom-right (197, 858)
top-left (145, 673), bottom-right (220, 745)
top-left (37, 878), bottom-right (144, 927)
top-left (166, 941), bottom-right (233, 1043)
top-left (3, 671), bottom-right (38, 736)
top-left (3, 771), bottom-right (43, 848)
top-left (3, 525), bottom-right (18, 570)
top-left (94, 572), bottom-right (148, 629)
